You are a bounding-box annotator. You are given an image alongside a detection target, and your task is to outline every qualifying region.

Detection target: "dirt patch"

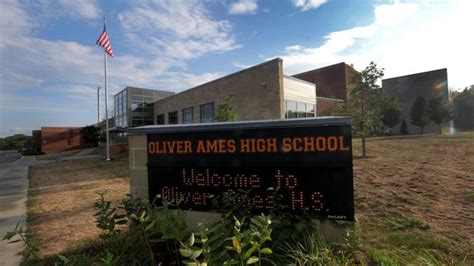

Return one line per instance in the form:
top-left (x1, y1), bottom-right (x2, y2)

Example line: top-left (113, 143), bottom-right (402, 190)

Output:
top-left (28, 153), bottom-right (129, 257)
top-left (353, 132), bottom-right (474, 259)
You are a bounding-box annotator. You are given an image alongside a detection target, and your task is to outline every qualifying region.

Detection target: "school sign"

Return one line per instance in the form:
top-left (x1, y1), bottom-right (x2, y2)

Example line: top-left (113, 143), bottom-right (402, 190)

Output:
top-left (128, 118), bottom-right (354, 221)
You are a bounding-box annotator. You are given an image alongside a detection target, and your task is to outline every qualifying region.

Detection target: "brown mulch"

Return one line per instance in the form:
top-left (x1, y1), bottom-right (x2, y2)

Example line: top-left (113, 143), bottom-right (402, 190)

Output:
top-left (28, 155), bottom-right (129, 257)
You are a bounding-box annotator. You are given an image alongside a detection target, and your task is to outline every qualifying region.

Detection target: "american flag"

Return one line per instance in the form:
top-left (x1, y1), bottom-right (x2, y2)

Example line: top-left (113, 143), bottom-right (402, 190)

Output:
top-left (96, 23), bottom-right (114, 57)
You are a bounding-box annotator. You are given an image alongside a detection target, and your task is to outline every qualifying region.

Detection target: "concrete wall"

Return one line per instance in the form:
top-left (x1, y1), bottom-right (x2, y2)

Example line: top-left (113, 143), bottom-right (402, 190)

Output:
top-left (154, 58), bottom-right (284, 124)
top-left (382, 68), bottom-right (449, 134)
top-left (283, 76), bottom-right (316, 105)
top-left (129, 134), bottom-right (148, 199)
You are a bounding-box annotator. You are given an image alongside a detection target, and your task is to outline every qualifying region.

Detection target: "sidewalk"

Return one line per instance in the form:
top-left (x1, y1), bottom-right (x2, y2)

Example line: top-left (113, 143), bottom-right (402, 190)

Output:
top-left (0, 156), bottom-right (53, 266)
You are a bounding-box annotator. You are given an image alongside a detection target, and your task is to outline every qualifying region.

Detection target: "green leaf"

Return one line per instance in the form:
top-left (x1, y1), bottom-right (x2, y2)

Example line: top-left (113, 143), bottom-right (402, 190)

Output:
top-left (223, 259), bottom-right (240, 265)
top-left (8, 239), bottom-right (21, 243)
top-left (179, 248), bottom-right (192, 258)
top-left (145, 221), bottom-right (155, 232)
top-left (190, 249), bottom-right (202, 259)
top-left (186, 233), bottom-right (195, 247)
top-left (260, 247), bottom-right (272, 255)
top-left (57, 254), bottom-right (70, 263)
top-left (243, 244), bottom-right (258, 259)
top-left (246, 257), bottom-right (259, 264)
top-left (2, 231), bottom-right (16, 240)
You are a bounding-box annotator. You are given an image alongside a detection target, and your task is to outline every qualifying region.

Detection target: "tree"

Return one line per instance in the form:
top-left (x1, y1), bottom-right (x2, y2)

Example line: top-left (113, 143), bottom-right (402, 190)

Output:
top-left (399, 119), bottom-right (409, 134)
top-left (215, 95), bottom-right (238, 122)
top-left (453, 85), bottom-right (474, 131)
top-left (1, 134), bottom-right (32, 150)
top-left (80, 125), bottom-right (101, 144)
top-left (428, 96), bottom-right (452, 134)
top-left (410, 96), bottom-right (430, 134)
top-left (332, 62), bottom-right (384, 158)
top-left (381, 95), bottom-right (401, 132)
top-left (0, 138), bottom-right (8, 150)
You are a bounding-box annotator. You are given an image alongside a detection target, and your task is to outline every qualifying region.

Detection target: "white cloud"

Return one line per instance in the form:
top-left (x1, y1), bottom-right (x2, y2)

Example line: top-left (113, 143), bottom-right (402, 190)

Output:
top-left (0, 0), bottom-right (237, 94)
top-left (118, 0), bottom-right (241, 64)
top-left (0, 71), bottom-right (44, 89)
top-left (58, 0), bottom-right (100, 19)
top-left (277, 1), bottom-right (473, 90)
top-left (0, 0), bottom-right (239, 136)
top-left (233, 62), bottom-right (252, 69)
top-left (373, 1), bottom-right (419, 27)
top-left (228, 0), bottom-right (258, 15)
top-left (0, 1), bottom-right (34, 40)
top-left (291, 0), bottom-right (327, 12)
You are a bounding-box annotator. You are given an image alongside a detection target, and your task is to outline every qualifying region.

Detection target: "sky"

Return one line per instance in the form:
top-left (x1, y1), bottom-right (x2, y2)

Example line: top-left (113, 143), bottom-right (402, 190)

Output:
top-left (0, 0), bottom-right (473, 137)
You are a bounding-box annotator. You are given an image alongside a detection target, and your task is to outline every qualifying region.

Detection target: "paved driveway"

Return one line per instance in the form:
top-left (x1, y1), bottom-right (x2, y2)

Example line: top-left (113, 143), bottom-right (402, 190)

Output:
top-left (0, 151), bottom-right (21, 164)
top-left (0, 152), bottom-right (53, 266)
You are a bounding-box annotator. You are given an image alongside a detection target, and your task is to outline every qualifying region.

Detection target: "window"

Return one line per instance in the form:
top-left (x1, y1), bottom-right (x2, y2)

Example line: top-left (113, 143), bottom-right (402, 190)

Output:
top-left (285, 100), bottom-right (315, 118)
top-left (306, 104), bottom-right (315, 117)
top-left (156, 114), bottom-right (165, 125)
top-left (168, 111), bottom-right (178, 124)
top-left (132, 118), bottom-right (144, 127)
top-left (200, 102), bottom-right (214, 123)
top-left (285, 100), bottom-right (297, 118)
top-left (182, 107), bottom-right (194, 124)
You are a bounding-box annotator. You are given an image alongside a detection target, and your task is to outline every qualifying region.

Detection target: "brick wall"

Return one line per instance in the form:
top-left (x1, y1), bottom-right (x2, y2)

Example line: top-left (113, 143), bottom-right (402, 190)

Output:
top-left (110, 143), bottom-right (128, 155)
top-left (316, 97), bottom-right (344, 116)
top-left (40, 127), bottom-right (91, 154)
top-left (292, 62), bottom-right (350, 101)
top-left (32, 130), bottom-right (41, 152)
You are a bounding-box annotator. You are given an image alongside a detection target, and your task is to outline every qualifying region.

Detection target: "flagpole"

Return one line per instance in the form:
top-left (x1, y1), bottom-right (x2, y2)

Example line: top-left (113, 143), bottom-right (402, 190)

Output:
top-left (104, 51), bottom-right (111, 161)
top-left (97, 87), bottom-right (101, 125)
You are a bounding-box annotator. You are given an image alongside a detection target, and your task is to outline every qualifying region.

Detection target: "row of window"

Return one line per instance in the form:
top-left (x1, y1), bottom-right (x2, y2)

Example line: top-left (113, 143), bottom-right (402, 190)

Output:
top-left (284, 100), bottom-right (315, 119)
top-left (157, 102), bottom-right (215, 125)
top-left (114, 91), bottom-right (128, 127)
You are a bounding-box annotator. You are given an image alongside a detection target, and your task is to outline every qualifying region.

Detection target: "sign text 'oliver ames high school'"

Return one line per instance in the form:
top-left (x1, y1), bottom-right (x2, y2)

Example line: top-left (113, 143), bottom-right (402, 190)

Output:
top-left (133, 118), bottom-right (354, 221)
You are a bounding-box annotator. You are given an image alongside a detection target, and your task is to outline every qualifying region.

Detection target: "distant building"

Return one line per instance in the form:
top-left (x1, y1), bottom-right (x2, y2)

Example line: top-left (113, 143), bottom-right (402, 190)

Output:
top-left (292, 62), bottom-right (358, 115)
top-left (153, 58), bottom-right (316, 124)
top-left (382, 68), bottom-right (449, 134)
top-left (31, 127), bottom-right (93, 154)
top-left (32, 130), bottom-right (41, 152)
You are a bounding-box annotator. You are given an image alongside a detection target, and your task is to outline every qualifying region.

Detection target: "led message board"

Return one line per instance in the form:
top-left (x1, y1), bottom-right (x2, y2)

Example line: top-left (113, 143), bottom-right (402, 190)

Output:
top-left (145, 118), bottom-right (354, 221)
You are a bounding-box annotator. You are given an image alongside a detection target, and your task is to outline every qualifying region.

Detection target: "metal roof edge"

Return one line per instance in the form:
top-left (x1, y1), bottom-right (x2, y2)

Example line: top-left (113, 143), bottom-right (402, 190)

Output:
top-left (128, 117), bottom-right (351, 134)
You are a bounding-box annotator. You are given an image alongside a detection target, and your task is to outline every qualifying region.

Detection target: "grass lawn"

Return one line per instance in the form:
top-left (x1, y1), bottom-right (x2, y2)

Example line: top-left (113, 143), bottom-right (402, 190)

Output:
top-left (25, 132), bottom-right (474, 263)
top-left (27, 152), bottom-right (129, 257)
top-left (352, 132), bottom-right (474, 262)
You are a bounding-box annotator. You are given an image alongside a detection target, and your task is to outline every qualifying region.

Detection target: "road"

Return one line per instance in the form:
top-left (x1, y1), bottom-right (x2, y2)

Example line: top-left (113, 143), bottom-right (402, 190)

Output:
top-left (0, 151), bottom-right (21, 164)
